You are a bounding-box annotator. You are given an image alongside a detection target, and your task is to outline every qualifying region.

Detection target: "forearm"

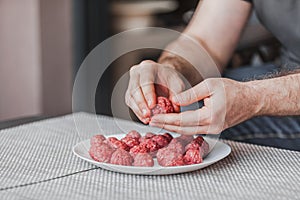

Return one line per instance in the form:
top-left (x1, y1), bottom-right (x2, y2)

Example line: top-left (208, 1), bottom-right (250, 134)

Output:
top-left (158, 0), bottom-right (252, 86)
top-left (247, 73), bottom-right (300, 116)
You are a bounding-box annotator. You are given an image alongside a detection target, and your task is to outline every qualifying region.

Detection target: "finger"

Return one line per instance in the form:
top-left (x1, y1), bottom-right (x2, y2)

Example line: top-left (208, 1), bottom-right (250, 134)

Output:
top-left (172, 104), bottom-right (181, 113)
top-left (166, 73), bottom-right (185, 97)
top-left (126, 94), bottom-right (150, 124)
top-left (139, 70), bottom-right (156, 109)
top-left (131, 87), bottom-right (151, 118)
top-left (166, 74), bottom-right (185, 112)
top-left (149, 123), bottom-right (209, 135)
top-left (150, 109), bottom-right (211, 127)
top-left (171, 81), bottom-right (210, 106)
top-left (127, 73), bottom-right (151, 117)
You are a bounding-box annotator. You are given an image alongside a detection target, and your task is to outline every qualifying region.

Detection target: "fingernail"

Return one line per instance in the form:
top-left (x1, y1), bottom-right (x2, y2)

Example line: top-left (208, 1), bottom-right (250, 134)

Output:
top-left (142, 109), bottom-right (148, 117)
top-left (143, 118), bottom-right (150, 124)
top-left (147, 99), bottom-right (152, 107)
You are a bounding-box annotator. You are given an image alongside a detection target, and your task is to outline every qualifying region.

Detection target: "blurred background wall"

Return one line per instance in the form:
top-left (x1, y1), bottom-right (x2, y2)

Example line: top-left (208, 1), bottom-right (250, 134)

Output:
top-left (0, 0), bottom-right (73, 121)
top-left (0, 0), bottom-right (42, 120)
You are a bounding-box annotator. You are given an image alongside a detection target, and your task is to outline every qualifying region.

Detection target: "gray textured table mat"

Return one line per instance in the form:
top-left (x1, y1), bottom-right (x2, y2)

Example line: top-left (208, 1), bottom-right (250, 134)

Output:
top-left (0, 113), bottom-right (299, 200)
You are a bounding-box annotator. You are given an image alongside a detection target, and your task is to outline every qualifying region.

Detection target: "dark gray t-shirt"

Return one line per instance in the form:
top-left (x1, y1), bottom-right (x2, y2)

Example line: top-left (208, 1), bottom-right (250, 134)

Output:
top-left (244, 0), bottom-right (300, 67)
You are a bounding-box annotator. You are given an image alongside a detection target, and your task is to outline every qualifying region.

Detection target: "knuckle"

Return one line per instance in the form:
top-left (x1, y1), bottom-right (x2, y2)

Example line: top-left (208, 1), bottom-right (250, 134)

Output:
top-left (141, 82), bottom-right (153, 89)
top-left (140, 60), bottom-right (154, 65)
top-left (129, 65), bottom-right (138, 75)
top-left (136, 100), bottom-right (146, 109)
top-left (125, 93), bottom-right (132, 106)
top-left (184, 93), bottom-right (192, 102)
top-left (178, 81), bottom-right (185, 92)
top-left (202, 126), bottom-right (210, 134)
top-left (194, 111), bottom-right (202, 125)
top-left (144, 93), bottom-right (154, 102)
top-left (125, 90), bottom-right (132, 99)
top-left (203, 116), bottom-right (212, 125)
top-left (176, 126), bottom-right (183, 133)
top-left (174, 118), bottom-right (181, 126)
top-left (208, 126), bottom-right (222, 135)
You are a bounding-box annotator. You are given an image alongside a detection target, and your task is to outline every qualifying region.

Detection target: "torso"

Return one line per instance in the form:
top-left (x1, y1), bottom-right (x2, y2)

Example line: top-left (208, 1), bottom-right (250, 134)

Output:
top-left (252, 0), bottom-right (300, 67)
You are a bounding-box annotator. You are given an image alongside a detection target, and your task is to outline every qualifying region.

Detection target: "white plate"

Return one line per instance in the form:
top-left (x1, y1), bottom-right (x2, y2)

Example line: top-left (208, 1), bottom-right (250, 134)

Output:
top-left (73, 134), bottom-right (231, 175)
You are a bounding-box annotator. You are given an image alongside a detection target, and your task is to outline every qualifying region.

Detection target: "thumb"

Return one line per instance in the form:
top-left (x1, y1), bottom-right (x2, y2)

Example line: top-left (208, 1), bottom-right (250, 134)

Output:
top-left (171, 81), bottom-right (210, 106)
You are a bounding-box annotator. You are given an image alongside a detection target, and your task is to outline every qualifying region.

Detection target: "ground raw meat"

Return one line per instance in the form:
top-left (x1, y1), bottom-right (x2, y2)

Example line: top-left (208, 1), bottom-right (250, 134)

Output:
top-left (139, 132), bottom-right (155, 143)
top-left (133, 153), bottom-right (154, 167)
top-left (126, 130), bottom-right (141, 139)
top-left (90, 134), bottom-right (106, 147)
top-left (140, 139), bottom-right (160, 153)
top-left (121, 136), bottom-right (140, 149)
top-left (157, 148), bottom-right (185, 167)
top-left (163, 133), bottom-right (173, 143)
top-left (167, 139), bottom-right (184, 154)
top-left (151, 96), bottom-right (175, 116)
top-left (185, 140), bottom-right (201, 151)
top-left (177, 135), bottom-right (194, 147)
top-left (185, 136), bottom-right (209, 157)
top-left (200, 140), bottom-right (210, 157)
top-left (194, 135), bottom-right (204, 144)
top-left (106, 137), bottom-right (129, 151)
top-left (156, 137), bottom-right (187, 167)
top-left (151, 135), bottom-right (170, 148)
top-left (110, 149), bottom-right (133, 166)
top-left (145, 132), bottom-right (155, 138)
top-left (89, 143), bottom-right (115, 163)
top-left (89, 131), bottom-right (209, 167)
top-left (129, 145), bottom-right (149, 157)
top-left (183, 149), bottom-right (203, 165)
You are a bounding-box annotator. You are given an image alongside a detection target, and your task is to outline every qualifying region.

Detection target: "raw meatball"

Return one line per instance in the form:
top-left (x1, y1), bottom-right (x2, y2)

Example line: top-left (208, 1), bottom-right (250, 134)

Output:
top-left (106, 137), bottom-right (129, 151)
top-left (183, 149), bottom-right (203, 165)
top-left (151, 135), bottom-right (170, 148)
top-left (163, 133), bottom-right (173, 143)
top-left (126, 130), bottom-right (141, 139)
top-left (157, 148), bottom-right (185, 167)
top-left (110, 149), bottom-right (133, 166)
top-left (200, 140), bottom-right (210, 158)
top-left (90, 134), bottom-right (106, 147)
top-left (185, 136), bottom-right (209, 157)
top-left (145, 132), bottom-right (155, 138)
top-left (133, 153), bottom-right (154, 167)
top-left (139, 132), bottom-right (155, 143)
top-left (151, 96), bottom-right (175, 116)
top-left (194, 135), bottom-right (204, 144)
top-left (177, 135), bottom-right (194, 147)
top-left (129, 145), bottom-right (149, 157)
top-left (121, 136), bottom-right (140, 149)
top-left (89, 143), bottom-right (115, 163)
top-left (167, 139), bottom-right (184, 154)
top-left (185, 140), bottom-right (201, 151)
top-left (140, 139), bottom-right (160, 152)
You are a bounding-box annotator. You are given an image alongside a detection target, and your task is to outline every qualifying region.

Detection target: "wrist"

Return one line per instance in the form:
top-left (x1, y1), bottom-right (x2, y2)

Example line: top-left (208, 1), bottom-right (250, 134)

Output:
top-left (157, 54), bottom-right (179, 70)
top-left (243, 80), bottom-right (267, 116)
top-left (158, 52), bottom-right (203, 86)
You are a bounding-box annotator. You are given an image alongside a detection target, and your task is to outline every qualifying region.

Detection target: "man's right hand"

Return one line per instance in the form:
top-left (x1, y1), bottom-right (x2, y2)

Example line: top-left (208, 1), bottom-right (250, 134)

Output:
top-left (125, 60), bottom-right (185, 124)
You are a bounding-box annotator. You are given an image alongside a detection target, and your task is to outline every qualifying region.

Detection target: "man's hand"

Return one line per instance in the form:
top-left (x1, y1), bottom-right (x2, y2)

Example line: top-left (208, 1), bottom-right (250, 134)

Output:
top-left (125, 60), bottom-right (185, 124)
top-left (149, 78), bottom-right (261, 135)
